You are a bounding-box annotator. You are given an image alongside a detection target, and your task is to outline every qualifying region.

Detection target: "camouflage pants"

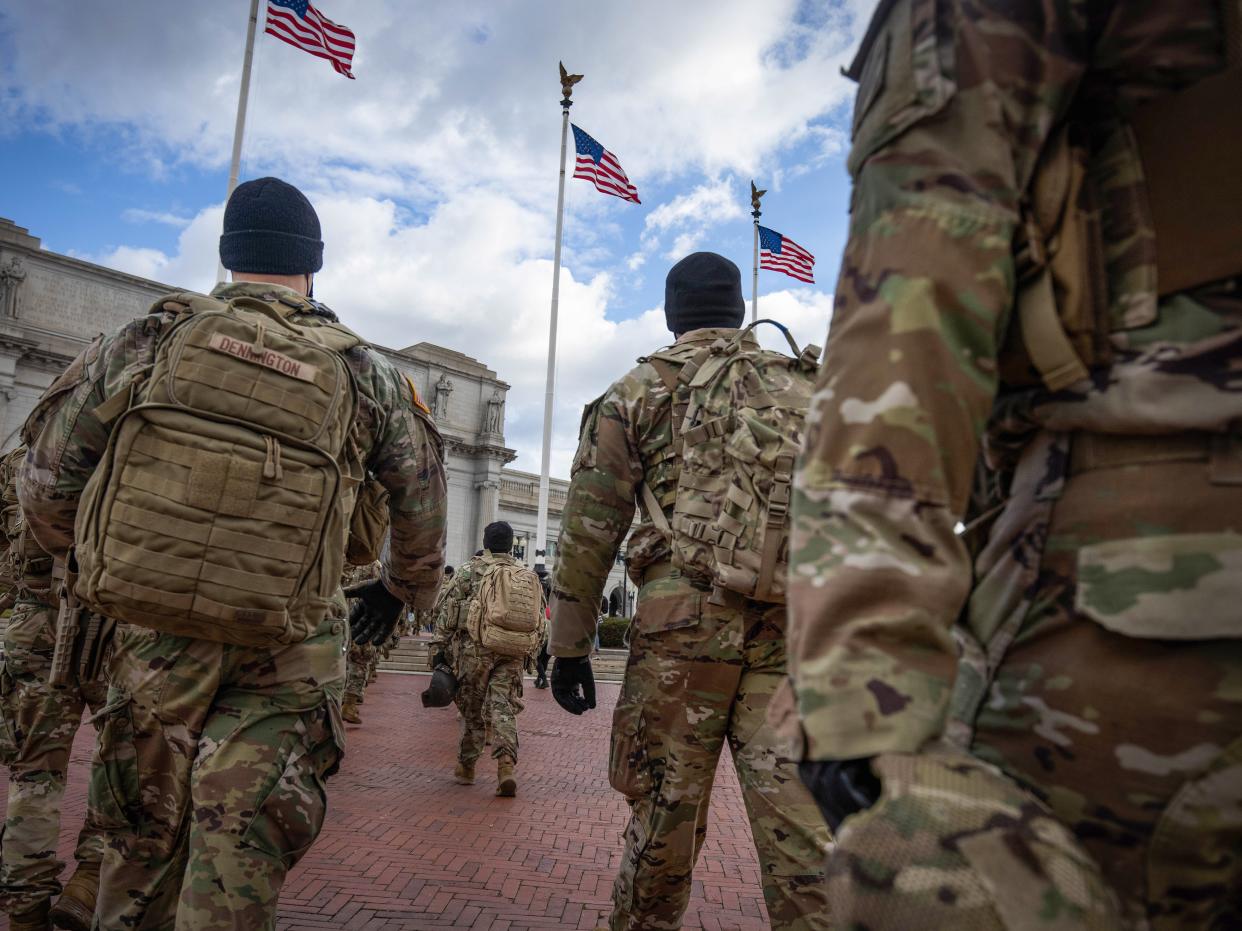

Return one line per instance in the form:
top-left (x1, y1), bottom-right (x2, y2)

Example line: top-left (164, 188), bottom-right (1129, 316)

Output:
top-left (830, 432), bottom-right (1242, 930)
top-left (344, 642), bottom-right (374, 703)
top-left (89, 615), bottom-right (346, 930)
top-left (0, 599), bottom-right (109, 915)
top-left (455, 640), bottom-right (522, 765)
top-left (609, 572), bottom-right (831, 931)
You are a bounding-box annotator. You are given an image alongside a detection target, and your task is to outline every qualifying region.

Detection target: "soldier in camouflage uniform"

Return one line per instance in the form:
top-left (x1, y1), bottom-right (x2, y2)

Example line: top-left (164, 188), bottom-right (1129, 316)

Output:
top-left (550, 253), bottom-right (830, 931)
top-left (787, 3), bottom-right (1242, 928)
top-left (432, 522), bottom-right (528, 796)
top-left (18, 177), bottom-right (448, 930)
top-left (341, 561), bottom-right (381, 725)
top-left (0, 447), bottom-right (109, 931)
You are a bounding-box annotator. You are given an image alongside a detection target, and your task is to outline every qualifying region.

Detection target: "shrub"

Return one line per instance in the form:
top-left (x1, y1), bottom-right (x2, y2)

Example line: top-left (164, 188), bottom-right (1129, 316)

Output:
top-left (597, 616), bottom-right (631, 650)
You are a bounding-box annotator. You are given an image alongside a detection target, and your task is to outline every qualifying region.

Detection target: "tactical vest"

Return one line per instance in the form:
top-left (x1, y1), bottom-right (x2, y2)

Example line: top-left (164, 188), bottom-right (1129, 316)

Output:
top-left (639, 321), bottom-right (820, 605)
top-left (1004, 2), bottom-right (1242, 390)
top-left (74, 291), bottom-right (364, 646)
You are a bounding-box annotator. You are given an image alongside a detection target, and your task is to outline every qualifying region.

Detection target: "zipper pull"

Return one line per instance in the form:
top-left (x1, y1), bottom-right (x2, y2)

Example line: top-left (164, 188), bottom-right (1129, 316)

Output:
top-left (263, 435), bottom-right (283, 481)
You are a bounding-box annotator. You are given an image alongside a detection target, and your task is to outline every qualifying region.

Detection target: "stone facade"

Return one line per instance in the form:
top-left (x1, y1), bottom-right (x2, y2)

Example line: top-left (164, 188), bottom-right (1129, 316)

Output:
top-left (0, 218), bottom-right (630, 614)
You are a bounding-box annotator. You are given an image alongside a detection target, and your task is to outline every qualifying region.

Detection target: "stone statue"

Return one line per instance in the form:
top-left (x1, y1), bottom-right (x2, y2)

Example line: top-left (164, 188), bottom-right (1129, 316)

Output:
top-left (433, 372), bottom-right (454, 421)
top-left (0, 257), bottom-right (26, 319)
top-left (484, 388), bottom-right (505, 435)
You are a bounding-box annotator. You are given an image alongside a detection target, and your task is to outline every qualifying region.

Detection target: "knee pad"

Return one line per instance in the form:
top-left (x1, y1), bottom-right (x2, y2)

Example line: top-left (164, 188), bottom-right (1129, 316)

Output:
top-left (827, 751), bottom-right (1122, 931)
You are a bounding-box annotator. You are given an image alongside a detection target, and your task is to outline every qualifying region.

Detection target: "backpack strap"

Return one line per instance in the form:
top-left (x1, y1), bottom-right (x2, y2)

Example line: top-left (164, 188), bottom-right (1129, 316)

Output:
top-left (638, 480), bottom-right (672, 539)
top-left (755, 451), bottom-right (797, 600)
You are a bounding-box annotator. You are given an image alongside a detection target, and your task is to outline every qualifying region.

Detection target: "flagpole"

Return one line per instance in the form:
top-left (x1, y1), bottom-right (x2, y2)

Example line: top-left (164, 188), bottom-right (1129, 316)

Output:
top-left (219, 0), bottom-right (262, 283)
top-left (534, 64), bottom-right (580, 578)
top-left (750, 181), bottom-right (764, 324)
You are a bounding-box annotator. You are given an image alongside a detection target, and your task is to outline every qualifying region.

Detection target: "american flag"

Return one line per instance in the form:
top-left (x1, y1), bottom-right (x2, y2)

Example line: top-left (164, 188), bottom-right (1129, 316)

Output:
top-left (571, 125), bottom-right (640, 204)
top-left (758, 225), bottom-right (815, 283)
top-left (265, 0), bottom-right (356, 79)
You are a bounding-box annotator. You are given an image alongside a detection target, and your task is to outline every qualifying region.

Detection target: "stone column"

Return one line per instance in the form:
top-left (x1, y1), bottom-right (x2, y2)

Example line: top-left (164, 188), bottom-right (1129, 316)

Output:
top-left (474, 478), bottom-right (500, 547)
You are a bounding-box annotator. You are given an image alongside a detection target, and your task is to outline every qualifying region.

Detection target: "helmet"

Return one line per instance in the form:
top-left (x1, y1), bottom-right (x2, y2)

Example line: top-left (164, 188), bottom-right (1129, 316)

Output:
top-left (420, 663), bottom-right (458, 708)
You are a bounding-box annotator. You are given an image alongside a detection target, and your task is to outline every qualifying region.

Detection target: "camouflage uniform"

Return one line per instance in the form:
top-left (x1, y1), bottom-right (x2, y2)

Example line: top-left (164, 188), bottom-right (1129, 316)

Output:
top-left (551, 328), bottom-right (831, 931)
top-left (342, 562), bottom-right (381, 709)
top-left (432, 553), bottom-right (525, 767)
top-left (0, 448), bottom-right (109, 918)
top-left (787, 3), bottom-right (1242, 928)
top-left (19, 281), bottom-right (448, 930)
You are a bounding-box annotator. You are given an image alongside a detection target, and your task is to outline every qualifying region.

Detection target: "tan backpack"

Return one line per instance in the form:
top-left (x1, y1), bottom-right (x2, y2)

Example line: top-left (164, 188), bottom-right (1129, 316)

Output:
top-left (467, 559), bottom-right (544, 658)
top-left (640, 320), bottom-right (819, 605)
top-left (73, 291), bottom-right (363, 646)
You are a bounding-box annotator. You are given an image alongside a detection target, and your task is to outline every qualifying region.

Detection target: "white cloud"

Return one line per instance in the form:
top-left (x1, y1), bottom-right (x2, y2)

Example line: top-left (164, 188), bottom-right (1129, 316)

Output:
top-left (641, 179), bottom-right (745, 259)
top-left (1, 1), bottom-right (871, 194)
top-left (122, 208), bottom-right (193, 228)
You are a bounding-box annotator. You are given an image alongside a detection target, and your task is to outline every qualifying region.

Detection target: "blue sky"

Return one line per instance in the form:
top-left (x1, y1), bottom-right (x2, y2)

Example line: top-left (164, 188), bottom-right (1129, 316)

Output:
top-left (1, 0), bottom-right (874, 475)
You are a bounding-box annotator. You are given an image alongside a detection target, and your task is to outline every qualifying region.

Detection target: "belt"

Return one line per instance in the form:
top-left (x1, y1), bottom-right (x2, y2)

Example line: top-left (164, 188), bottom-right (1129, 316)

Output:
top-left (641, 562), bottom-right (679, 585)
top-left (640, 561), bottom-right (714, 592)
top-left (1069, 430), bottom-right (1242, 483)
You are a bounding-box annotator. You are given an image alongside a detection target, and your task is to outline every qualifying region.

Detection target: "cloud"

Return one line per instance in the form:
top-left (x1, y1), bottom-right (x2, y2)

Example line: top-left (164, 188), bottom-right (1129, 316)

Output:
top-left (1, 1), bottom-right (871, 196)
top-left (641, 179), bottom-right (745, 259)
top-left (122, 208), bottom-right (193, 228)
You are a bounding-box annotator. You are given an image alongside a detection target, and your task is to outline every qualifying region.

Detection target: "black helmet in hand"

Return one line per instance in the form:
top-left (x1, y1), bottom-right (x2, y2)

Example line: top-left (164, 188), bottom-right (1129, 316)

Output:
top-left (421, 664), bottom-right (458, 708)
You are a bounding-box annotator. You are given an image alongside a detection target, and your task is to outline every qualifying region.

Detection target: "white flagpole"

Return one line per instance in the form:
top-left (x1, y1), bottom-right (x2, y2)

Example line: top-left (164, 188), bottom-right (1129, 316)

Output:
top-left (534, 65), bottom-right (580, 577)
top-left (218, 0), bottom-right (262, 283)
top-left (750, 181), bottom-right (764, 324)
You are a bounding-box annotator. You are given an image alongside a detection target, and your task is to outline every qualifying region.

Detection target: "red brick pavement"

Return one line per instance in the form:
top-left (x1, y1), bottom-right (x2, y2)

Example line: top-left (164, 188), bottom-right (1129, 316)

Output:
top-left (2, 674), bottom-right (773, 930)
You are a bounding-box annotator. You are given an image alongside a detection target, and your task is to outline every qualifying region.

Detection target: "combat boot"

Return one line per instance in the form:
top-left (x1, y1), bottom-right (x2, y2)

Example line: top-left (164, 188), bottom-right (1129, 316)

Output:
top-left (496, 754), bottom-right (516, 797)
top-left (10, 899), bottom-right (51, 931)
top-left (341, 698), bottom-right (362, 724)
top-left (454, 761), bottom-right (475, 785)
top-left (48, 860), bottom-right (99, 931)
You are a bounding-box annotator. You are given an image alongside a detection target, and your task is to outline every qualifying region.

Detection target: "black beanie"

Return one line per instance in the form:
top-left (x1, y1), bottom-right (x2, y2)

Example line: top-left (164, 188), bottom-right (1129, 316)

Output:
top-left (219, 177), bottom-right (324, 274)
top-left (483, 521), bottom-right (514, 554)
top-left (664, 252), bottom-right (745, 334)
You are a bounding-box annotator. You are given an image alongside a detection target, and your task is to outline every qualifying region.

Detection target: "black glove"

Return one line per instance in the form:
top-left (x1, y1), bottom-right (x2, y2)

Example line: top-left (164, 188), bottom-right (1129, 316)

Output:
top-left (798, 758), bottom-right (882, 832)
top-left (348, 580), bottom-right (405, 646)
top-left (551, 655), bottom-right (596, 715)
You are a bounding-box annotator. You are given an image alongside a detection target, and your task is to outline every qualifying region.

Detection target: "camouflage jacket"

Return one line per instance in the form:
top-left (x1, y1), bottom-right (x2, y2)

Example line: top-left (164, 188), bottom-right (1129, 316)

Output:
top-left (18, 281), bottom-right (449, 611)
top-left (788, 1), bottom-right (1239, 761)
top-left (550, 327), bottom-right (759, 656)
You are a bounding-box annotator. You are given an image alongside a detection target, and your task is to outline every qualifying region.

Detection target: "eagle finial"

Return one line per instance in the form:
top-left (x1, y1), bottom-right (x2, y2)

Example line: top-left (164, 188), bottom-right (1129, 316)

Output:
top-left (750, 180), bottom-right (767, 214)
top-left (559, 61), bottom-right (585, 102)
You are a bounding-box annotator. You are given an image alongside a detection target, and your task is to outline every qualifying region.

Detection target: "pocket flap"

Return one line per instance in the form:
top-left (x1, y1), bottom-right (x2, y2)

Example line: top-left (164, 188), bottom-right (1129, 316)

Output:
top-left (634, 588), bottom-right (700, 635)
top-left (1076, 533), bottom-right (1242, 640)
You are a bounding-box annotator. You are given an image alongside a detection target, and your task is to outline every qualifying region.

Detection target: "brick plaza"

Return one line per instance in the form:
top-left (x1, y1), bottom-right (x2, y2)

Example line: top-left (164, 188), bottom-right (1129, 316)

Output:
top-left (2, 670), bottom-right (775, 930)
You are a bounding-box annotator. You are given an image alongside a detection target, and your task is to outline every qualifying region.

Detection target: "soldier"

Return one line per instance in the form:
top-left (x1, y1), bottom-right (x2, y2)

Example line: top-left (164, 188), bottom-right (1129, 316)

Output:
top-left (432, 521), bottom-right (540, 796)
top-left (549, 252), bottom-right (831, 931)
top-left (0, 447), bottom-right (108, 931)
top-left (788, 3), bottom-right (1242, 929)
top-left (19, 176), bottom-right (448, 930)
top-left (341, 561), bottom-right (381, 725)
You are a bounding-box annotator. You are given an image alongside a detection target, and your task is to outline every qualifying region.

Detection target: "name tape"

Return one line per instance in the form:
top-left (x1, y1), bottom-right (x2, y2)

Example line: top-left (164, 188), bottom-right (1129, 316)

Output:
top-left (207, 333), bottom-right (319, 383)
